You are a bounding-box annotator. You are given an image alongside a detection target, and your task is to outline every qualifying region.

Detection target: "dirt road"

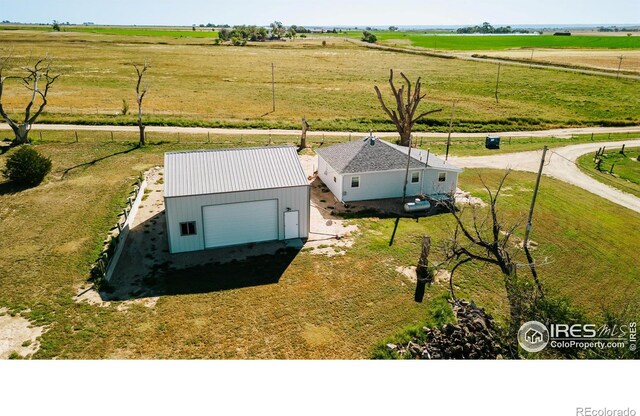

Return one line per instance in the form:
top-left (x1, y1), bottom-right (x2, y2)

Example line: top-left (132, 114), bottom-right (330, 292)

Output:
top-left (2, 123), bottom-right (640, 139)
top-left (449, 140), bottom-right (640, 213)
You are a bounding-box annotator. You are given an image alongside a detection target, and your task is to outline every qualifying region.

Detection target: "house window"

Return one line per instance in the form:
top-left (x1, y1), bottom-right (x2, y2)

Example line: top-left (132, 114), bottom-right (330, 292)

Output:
top-left (351, 176), bottom-right (360, 188)
top-left (180, 221), bottom-right (197, 236)
top-left (411, 171), bottom-right (420, 183)
top-left (438, 172), bottom-right (447, 182)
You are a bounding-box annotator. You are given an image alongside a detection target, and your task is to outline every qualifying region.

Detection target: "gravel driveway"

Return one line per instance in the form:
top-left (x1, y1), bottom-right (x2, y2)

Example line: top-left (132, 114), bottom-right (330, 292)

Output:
top-left (449, 140), bottom-right (640, 213)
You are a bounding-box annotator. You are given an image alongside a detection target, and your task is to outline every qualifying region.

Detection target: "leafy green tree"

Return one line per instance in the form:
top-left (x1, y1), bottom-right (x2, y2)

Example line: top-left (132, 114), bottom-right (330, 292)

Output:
top-left (270, 21), bottom-right (285, 39)
top-left (361, 30), bottom-right (377, 43)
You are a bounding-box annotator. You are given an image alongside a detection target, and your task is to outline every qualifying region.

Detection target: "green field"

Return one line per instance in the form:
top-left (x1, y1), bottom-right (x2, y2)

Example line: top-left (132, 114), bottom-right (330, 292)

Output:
top-left (577, 146), bottom-right (640, 197)
top-left (1, 30), bottom-right (638, 134)
top-left (71, 26), bottom-right (219, 38)
top-left (1, 139), bottom-right (638, 358)
top-left (338, 30), bottom-right (640, 50)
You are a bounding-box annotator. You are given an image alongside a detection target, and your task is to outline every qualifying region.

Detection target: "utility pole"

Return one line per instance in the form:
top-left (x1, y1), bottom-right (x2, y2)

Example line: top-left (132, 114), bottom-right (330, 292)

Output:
top-left (271, 63), bottom-right (276, 112)
top-left (616, 55), bottom-right (623, 80)
top-left (445, 100), bottom-right (456, 160)
top-left (494, 62), bottom-right (501, 103)
top-left (402, 135), bottom-right (413, 204)
top-left (523, 145), bottom-right (548, 246)
top-left (529, 48), bottom-right (534, 69)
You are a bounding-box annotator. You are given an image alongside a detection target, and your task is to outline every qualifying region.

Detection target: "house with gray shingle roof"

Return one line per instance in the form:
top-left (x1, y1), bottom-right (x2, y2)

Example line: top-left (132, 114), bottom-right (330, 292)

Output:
top-left (316, 136), bottom-right (462, 203)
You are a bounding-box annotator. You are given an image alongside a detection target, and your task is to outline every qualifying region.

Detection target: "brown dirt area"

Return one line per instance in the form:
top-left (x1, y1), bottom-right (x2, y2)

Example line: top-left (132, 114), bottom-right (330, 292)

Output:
top-left (0, 308), bottom-right (46, 359)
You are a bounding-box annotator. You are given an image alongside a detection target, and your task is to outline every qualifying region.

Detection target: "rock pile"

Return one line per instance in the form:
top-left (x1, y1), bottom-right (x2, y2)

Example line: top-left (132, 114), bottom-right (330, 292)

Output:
top-left (387, 300), bottom-right (508, 359)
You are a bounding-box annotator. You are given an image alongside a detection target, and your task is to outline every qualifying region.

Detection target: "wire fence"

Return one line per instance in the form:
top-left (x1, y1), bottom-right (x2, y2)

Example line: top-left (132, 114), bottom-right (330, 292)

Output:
top-left (14, 128), bottom-right (638, 155)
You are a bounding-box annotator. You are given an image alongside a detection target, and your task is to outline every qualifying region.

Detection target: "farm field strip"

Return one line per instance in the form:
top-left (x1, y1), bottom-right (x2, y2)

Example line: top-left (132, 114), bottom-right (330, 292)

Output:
top-left (1, 30), bottom-right (638, 133)
top-left (336, 30), bottom-right (640, 50)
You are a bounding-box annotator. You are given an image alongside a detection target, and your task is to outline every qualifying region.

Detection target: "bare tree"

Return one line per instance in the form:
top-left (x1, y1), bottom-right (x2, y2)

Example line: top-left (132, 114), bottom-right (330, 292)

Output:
top-left (133, 62), bottom-right (149, 146)
top-left (0, 56), bottom-right (59, 145)
top-left (299, 117), bottom-right (310, 150)
top-left (374, 69), bottom-right (442, 147)
top-left (440, 170), bottom-right (544, 344)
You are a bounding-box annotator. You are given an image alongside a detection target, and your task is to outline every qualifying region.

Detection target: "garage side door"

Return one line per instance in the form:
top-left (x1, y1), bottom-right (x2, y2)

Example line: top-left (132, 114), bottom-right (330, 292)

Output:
top-left (202, 199), bottom-right (278, 249)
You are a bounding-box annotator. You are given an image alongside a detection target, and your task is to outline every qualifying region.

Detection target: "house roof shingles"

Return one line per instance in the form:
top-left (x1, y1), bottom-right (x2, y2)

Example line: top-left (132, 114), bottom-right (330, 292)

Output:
top-left (316, 136), bottom-right (462, 174)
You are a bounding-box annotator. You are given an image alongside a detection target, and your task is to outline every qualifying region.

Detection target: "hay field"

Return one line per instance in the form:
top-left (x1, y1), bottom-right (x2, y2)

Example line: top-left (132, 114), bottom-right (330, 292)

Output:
top-left (0, 29), bottom-right (638, 132)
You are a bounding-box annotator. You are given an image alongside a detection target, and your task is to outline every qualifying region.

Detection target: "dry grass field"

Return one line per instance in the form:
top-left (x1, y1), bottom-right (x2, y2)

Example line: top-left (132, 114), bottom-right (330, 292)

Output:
top-left (458, 49), bottom-right (640, 73)
top-left (0, 29), bottom-right (638, 132)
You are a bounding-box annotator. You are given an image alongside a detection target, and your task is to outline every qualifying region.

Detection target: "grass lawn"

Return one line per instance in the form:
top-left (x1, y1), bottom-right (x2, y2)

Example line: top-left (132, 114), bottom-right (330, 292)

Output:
top-left (576, 146), bottom-right (640, 198)
top-left (0, 30), bottom-right (638, 133)
top-left (337, 31), bottom-right (640, 50)
top-left (0, 139), bottom-right (638, 358)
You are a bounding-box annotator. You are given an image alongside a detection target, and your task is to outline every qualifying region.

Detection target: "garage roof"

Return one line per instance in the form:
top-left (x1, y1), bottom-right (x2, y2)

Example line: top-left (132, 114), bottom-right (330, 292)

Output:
top-left (316, 136), bottom-right (462, 174)
top-left (164, 146), bottom-right (308, 198)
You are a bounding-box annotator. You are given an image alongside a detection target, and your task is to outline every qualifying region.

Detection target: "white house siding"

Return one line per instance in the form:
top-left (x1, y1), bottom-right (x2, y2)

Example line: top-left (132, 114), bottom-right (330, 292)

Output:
top-left (421, 169), bottom-right (459, 195)
top-left (340, 169), bottom-right (424, 202)
top-left (165, 185), bottom-right (309, 253)
top-left (338, 168), bottom-right (458, 202)
top-left (318, 155), bottom-right (343, 202)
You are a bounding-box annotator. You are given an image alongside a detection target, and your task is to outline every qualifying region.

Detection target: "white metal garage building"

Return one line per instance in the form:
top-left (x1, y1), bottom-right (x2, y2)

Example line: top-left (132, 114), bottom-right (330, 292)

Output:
top-left (164, 146), bottom-right (310, 254)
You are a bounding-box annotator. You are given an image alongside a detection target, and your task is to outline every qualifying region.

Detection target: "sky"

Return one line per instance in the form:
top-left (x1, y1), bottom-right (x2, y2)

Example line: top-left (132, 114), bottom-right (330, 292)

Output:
top-left (1, 0), bottom-right (639, 27)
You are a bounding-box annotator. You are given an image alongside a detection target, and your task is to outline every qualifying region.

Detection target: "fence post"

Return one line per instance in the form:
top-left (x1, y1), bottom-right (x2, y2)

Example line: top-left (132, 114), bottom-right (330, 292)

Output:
top-left (591, 132), bottom-right (594, 141)
top-left (123, 208), bottom-right (129, 221)
top-left (75, 131), bottom-right (79, 143)
top-left (207, 131), bottom-right (210, 144)
top-left (609, 164), bottom-right (615, 174)
top-left (39, 131), bottom-right (43, 142)
top-left (111, 131), bottom-right (114, 143)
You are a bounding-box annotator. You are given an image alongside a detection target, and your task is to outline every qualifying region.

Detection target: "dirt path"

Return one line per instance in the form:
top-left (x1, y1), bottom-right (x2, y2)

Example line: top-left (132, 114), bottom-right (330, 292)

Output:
top-left (449, 140), bottom-right (640, 213)
top-left (2, 123), bottom-right (640, 139)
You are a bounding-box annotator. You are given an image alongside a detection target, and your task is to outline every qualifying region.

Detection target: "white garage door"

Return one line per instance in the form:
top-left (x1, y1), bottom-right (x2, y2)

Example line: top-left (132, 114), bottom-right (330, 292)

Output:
top-left (202, 199), bottom-right (278, 248)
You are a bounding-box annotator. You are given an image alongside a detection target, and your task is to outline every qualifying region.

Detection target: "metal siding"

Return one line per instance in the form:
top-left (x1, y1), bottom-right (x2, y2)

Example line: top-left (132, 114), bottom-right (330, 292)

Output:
top-left (203, 200), bottom-right (278, 248)
top-left (164, 146), bottom-right (308, 198)
top-left (166, 186), bottom-right (309, 253)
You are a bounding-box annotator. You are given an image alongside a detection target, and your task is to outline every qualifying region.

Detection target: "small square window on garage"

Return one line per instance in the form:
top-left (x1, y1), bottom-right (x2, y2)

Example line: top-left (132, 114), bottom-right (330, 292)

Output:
top-left (438, 172), bottom-right (447, 182)
top-left (180, 221), bottom-right (197, 236)
top-left (351, 176), bottom-right (360, 188)
top-left (411, 171), bottom-right (420, 183)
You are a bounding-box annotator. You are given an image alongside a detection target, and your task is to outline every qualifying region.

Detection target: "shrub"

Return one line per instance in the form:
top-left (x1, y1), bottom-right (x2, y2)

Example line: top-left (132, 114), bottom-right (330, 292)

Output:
top-left (362, 31), bottom-right (377, 43)
top-left (121, 99), bottom-right (129, 115)
top-left (2, 145), bottom-right (52, 186)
